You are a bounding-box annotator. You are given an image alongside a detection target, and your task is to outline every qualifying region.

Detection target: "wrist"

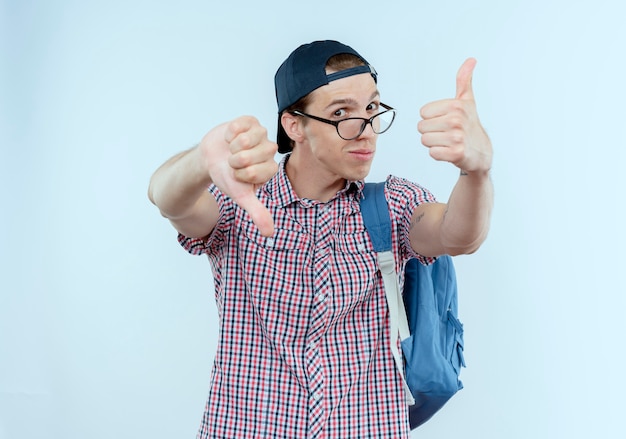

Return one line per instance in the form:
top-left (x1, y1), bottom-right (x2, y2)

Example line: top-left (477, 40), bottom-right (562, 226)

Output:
top-left (459, 167), bottom-right (490, 181)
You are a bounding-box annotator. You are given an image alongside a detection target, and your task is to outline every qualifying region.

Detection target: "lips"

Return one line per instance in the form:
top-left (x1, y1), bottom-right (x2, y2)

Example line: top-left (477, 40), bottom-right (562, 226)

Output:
top-left (348, 149), bottom-right (375, 159)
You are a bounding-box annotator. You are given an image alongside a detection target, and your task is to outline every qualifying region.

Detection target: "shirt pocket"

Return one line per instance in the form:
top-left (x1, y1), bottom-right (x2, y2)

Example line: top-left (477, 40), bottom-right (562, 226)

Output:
top-left (331, 231), bottom-right (378, 300)
top-left (239, 223), bottom-right (310, 301)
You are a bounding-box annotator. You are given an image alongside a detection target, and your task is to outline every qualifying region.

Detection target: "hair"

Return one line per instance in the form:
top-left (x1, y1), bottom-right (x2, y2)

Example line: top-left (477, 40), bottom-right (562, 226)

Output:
top-left (282, 53), bottom-right (366, 150)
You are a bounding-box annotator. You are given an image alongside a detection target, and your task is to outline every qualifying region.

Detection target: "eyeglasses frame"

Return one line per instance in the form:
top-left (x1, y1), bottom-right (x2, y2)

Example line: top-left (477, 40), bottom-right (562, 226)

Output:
top-left (290, 103), bottom-right (396, 140)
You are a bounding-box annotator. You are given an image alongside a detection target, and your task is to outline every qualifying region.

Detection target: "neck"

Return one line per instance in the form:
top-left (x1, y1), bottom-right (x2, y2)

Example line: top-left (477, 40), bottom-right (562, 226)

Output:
top-left (285, 152), bottom-right (346, 202)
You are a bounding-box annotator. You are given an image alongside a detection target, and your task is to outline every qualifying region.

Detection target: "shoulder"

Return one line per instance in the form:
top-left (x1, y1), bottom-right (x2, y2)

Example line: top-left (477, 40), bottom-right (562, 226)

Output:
top-left (383, 176), bottom-right (438, 265)
top-left (384, 175), bottom-right (437, 207)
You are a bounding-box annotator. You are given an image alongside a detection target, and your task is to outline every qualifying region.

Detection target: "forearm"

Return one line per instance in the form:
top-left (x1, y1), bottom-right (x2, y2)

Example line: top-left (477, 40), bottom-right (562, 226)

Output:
top-left (440, 169), bottom-right (493, 255)
top-left (148, 145), bottom-right (213, 220)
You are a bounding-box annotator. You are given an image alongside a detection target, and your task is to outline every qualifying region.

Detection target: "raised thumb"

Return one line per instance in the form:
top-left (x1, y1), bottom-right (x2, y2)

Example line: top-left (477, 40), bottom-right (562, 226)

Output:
top-left (455, 57), bottom-right (477, 100)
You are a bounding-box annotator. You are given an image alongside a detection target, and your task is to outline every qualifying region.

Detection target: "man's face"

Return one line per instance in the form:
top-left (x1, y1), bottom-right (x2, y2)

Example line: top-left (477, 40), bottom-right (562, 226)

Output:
top-left (297, 72), bottom-right (381, 182)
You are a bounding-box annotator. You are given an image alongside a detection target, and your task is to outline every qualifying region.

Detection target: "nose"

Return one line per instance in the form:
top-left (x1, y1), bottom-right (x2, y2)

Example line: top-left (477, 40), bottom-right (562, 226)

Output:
top-left (357, 120), bottom-right (378, 139)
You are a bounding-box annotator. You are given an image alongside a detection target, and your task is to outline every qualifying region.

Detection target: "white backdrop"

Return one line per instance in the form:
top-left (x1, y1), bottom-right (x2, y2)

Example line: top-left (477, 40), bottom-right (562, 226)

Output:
top-left (2, 0), bottom-right (625, 438)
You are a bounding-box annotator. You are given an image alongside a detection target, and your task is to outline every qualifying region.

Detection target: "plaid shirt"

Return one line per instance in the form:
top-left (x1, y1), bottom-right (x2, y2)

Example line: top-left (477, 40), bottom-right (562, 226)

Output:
top-left (179, 157), bottom-right (436, 439)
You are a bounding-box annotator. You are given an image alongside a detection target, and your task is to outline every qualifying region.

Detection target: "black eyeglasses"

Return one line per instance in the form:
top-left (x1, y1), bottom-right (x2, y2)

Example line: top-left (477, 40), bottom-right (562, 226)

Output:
top-left (291, 103), bottom-right (396, 140)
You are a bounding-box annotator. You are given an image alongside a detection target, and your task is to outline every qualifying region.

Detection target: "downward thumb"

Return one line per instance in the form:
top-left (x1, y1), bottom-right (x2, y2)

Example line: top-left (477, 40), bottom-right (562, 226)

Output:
top-left (235, 192), bottom-right (275, 237)
top-left (455, 58), bottom-right (477, 100)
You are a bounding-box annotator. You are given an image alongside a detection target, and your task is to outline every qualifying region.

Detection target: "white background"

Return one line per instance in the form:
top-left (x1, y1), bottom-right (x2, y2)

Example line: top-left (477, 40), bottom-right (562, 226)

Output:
top-left (2, 0), bottom-right (625, 438)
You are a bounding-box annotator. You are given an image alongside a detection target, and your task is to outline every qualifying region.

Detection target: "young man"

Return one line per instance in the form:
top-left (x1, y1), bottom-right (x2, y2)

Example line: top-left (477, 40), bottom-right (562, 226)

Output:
top-left (149, 40), bottom-right (493, 438)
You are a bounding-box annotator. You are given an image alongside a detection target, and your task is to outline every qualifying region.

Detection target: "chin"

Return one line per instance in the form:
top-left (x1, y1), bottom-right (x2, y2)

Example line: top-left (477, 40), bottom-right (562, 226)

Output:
top-left (346, 165), bottom-right (373, 182)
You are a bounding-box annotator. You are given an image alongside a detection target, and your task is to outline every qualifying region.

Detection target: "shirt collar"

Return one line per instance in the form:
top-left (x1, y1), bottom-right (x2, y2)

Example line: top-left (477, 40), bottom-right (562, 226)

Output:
top-left (263, 154), bottom-right (365, 208)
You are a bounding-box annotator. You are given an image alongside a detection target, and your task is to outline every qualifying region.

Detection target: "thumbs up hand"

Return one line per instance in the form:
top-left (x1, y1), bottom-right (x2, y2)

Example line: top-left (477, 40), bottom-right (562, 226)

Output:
top-left (418, 58), bottom-right (492, 174)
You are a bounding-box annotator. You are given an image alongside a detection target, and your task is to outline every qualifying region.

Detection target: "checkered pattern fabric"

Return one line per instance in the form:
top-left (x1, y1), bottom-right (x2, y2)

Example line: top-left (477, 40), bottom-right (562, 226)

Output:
top-left (179, 157), bottom-right (436, 438)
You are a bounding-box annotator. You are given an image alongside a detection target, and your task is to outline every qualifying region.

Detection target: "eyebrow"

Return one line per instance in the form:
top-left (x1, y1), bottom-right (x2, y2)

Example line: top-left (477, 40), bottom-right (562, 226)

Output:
top-left (324, 91), bottom-right (380, 111)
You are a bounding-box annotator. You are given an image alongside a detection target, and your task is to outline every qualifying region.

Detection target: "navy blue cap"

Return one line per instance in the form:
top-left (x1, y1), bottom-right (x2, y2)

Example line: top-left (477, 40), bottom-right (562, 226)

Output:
top-left (274, 40), bottom-right (377, 153)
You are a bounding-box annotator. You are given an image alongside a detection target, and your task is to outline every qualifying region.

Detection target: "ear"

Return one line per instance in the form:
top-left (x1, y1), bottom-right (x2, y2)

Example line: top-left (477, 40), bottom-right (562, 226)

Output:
top-left (281, 112), bottom-right (305, 144)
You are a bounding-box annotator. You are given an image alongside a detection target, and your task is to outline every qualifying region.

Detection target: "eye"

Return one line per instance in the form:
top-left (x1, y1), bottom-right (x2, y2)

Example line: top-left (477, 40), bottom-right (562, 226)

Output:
top-left (366, 102), bottom-right (380, 112)
top-left (332, 108), bottom-right (347, 118)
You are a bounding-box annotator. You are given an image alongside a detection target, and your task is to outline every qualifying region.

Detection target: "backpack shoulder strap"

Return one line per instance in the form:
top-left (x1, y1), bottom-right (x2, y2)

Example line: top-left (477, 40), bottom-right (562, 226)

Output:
top-left (360, 182), bottom-right (392, 252)
top-left (360, 182), bottom-right (415, 405)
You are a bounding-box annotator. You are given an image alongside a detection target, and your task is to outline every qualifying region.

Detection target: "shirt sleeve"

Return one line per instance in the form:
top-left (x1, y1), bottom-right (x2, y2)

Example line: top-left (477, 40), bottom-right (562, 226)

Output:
top-left (177, 184), bottom-right (233, 256)
top-left (385, 175), bottom-right (438, 265)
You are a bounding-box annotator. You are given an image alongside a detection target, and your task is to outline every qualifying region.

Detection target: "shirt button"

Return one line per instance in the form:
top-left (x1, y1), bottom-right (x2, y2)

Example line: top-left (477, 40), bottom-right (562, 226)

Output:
top-left (313, 392), bottom-right (323, 401)
top-left (266, 238), bottom-right (274, 247)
